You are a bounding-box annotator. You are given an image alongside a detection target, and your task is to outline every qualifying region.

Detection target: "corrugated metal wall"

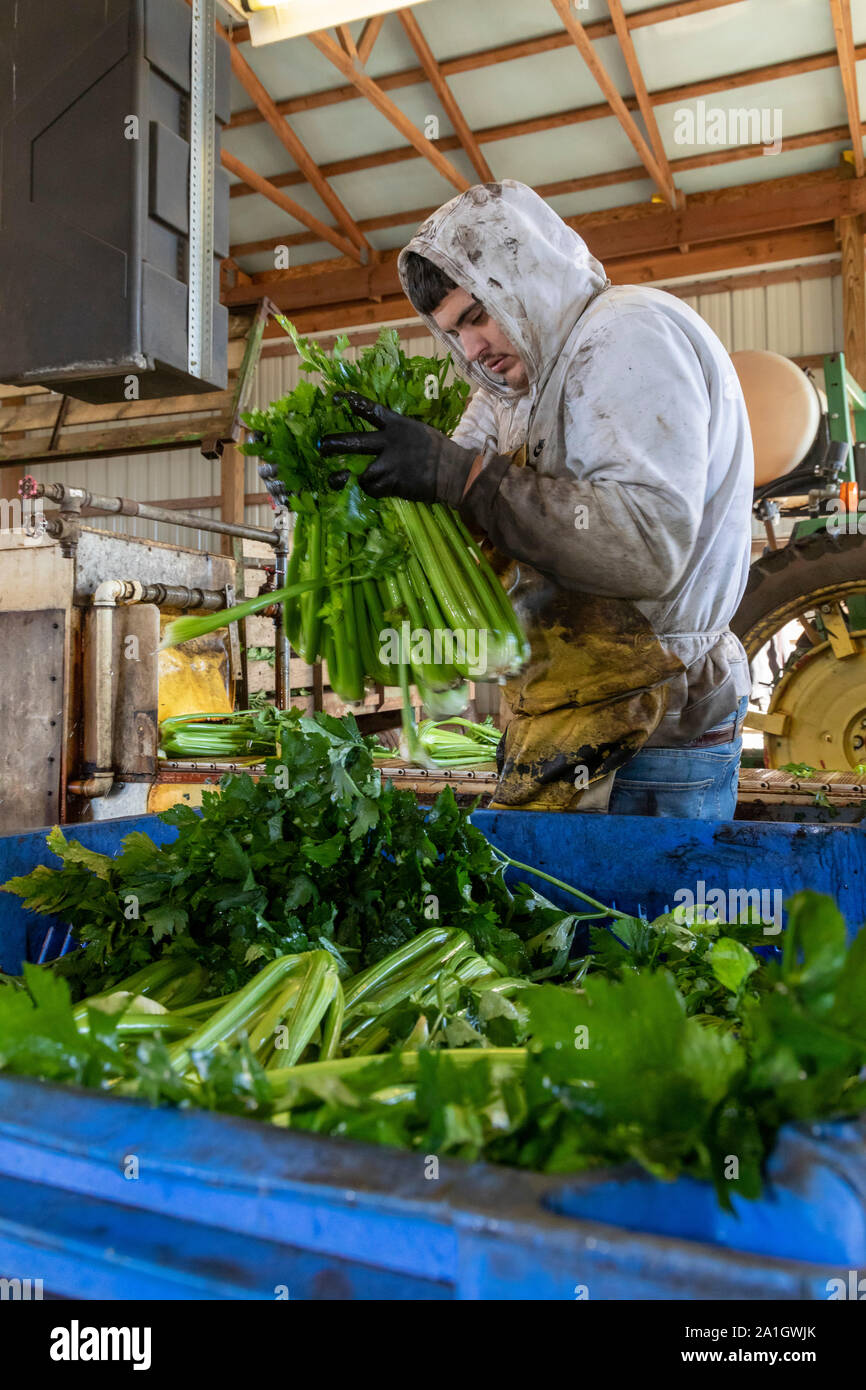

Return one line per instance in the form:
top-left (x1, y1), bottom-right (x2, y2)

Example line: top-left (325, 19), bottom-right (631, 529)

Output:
top-left (676, 273), bottom-right (842, 359)
top-left (23, 272), bottom-right (842, 550)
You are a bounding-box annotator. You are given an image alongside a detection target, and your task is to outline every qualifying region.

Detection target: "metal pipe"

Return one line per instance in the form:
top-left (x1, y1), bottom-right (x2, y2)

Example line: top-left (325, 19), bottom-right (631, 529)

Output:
top-left (137, 583), bottom-right (227, 611)
top-left (32, 482), bottom-right (279, 546)
top-left (67, 578), bottom-right (232, 800)
top-left (67, 578), bottom-right (128, 800)
top-left (273, 509), bottom-right (291, 710)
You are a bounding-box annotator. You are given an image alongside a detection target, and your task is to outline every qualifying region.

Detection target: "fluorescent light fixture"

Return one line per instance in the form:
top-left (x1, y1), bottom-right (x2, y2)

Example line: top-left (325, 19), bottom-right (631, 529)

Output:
top-left (239, 0), bottom-right (435, 46)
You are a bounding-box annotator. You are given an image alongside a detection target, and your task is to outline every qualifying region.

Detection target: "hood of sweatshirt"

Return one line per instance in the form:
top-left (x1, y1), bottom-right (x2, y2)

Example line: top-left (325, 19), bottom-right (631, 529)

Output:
top-left (397, 180), bottom-right (608, 400)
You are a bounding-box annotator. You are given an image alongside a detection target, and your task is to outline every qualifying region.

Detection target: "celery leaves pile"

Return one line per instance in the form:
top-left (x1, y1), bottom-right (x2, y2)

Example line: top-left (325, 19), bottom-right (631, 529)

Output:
top-left (162, 322), bottom-right (527, 725)
top-left (2, 710), bottom-right (587, 1000)
top-left (3, 711), bottom-right (866, 1207)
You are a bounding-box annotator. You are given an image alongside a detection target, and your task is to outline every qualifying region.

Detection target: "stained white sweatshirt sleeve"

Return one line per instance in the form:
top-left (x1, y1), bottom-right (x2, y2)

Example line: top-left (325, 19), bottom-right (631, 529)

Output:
top-left (460, 310), bottom-right (711, 601)
top-left (451, 386), bottom-right (500, 454)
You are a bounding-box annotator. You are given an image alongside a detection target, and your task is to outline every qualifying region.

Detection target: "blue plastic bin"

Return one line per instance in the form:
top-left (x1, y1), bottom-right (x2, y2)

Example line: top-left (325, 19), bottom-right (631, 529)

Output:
top-left (0, 811), bottom-right (864, 1300)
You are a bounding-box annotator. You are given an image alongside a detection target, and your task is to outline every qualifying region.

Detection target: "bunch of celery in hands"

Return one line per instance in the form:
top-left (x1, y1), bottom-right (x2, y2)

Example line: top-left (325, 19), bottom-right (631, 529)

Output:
top-left (162, 320), bottom-right (528, 725)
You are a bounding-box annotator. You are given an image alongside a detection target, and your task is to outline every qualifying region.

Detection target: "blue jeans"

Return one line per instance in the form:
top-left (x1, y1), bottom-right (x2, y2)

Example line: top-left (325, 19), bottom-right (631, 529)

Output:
top-left (607, 697), bottom-right (746, 820)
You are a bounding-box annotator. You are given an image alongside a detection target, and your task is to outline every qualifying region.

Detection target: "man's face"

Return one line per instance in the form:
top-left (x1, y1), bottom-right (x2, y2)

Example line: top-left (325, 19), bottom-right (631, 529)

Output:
top-left (432, 288), bottom-right (529, 389)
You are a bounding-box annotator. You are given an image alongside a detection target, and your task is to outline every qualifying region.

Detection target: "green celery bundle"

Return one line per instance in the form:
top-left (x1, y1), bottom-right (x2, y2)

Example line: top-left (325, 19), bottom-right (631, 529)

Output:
top-left (408, 716), bottom-right (500, 770)
top-left (159, 711), bottom-right (277, 760)
top-left (162, 322), bottom-right (528, 721)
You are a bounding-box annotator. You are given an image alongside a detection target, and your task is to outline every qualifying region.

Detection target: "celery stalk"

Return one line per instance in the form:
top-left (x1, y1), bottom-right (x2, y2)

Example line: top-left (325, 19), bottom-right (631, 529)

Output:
top-left (246, 974), bottom-right (304, 1057)
top-left (169, 953), bottom-right (305, 1073)
top-left (343, 932), bottom-right (472, 1021)
top-left (342, 927), bottom-right (453, 1012)
top-left (270, 951), bottom-right (340, 1067)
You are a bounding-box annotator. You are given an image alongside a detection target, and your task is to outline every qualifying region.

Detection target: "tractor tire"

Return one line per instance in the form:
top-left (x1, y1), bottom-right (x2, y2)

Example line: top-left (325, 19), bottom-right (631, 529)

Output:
top-left (732, 528), bottom-right (866, 657)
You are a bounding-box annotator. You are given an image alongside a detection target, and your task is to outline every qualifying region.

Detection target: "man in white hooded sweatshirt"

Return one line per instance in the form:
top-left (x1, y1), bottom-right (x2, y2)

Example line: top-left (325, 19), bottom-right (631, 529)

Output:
top-left (316, 181), bottom-right (754, 818)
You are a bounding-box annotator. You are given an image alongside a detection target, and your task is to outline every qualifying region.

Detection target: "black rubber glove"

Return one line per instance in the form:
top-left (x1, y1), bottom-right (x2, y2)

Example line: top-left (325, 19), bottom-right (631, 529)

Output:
top-left (320, 391), bottom-right (478, 505)
top-left (251, 431), bottom-right (288, 509)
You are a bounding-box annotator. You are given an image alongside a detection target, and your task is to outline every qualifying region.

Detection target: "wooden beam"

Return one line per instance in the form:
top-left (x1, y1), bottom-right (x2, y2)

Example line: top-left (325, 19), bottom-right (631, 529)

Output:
top-left (549, 0), bottom-right (675, 203)
top-left (357, 14), bottom-right (386, 64)
top-left (226, 38), bottom-right (370, 257)
top-left (307, 29), bottom-right (470, 192)
top-left (396, 8), bottom-right (494, 183)
top-left (606, 228), bottom-right (837, 286)
top-left (228, 6), bottom-right (744, 192)
top-left (657, 48), bottom-right (847, 107)
top-left (248, 238), bottom-right (840, 346)
top-left (606, 0), bottom-right (678, 205)
top-left (336, 24), bottom-right (359, 62)
top-left (829, 0), bottom-right (865, 177)
top-left (220, 442), bottom-right (245, 558)
top-left (228, 45), bottom-right (866, 198)
top-left (655, 258), bottom-right (839, 300)
top-left (233, 226), bottom-right (839, 320)
top-left (223, 251), bottom-right (401, 310)
top-left (230, 124), bottom-right (859, 262)
top-left (0, 458), bottom-right (19, 505)
top-left (230, 44), bottom-right (861, 136)
top-left (221, 149), bottom-right (360, 262)
top-left (264, 229), bottom-right (839, 335)
top-left (231, 0), bottom-right (743, 62)
top-left (227, 172), bottom-right (864, 306)
top-left (571, 174), bottom-right (866, 261)
top-left (232, 205), bottom-right (439, 259)
top-left (839, 213), bottom-right (866, 388)
top-left (256, 167), bottom-right (844, 254)
top-left (232, 9), bottom-right (800, 199)
top-left (287, 294), bottom-right (415, 336)
top-left (0, 415), bottom-right (238, 464)
top-left (0, 385), bottom-right (238, 432)
top-left (632, 0), bottom-right (744, 23)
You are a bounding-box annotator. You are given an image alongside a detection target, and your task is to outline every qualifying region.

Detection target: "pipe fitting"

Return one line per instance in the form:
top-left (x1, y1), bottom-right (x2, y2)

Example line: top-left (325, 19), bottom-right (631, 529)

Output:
top-left (72, 578), bottom-right (127, 803)
top-left (92, 578), bottom-right (143, 608)
top-left (67, 771), bottom-right (116, 799)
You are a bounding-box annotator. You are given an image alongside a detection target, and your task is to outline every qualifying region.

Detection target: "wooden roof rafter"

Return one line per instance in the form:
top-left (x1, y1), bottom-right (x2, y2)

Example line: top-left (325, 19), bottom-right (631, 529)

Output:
top-left (549, 0), bottom-right (677, 206)
top-left (336, 24), bottom-right (360, 62)
top-left (227, 35), bottom-right (866, 205)
top-left (357, 14), bottom-right (387, 65)
top-left (307, 28), bottom-right (471, 192)
top-left (829, 0), bottom-right (865, 177)
top-left (225, 25), bottom-right (371, 259)
top-left (396, 7), bottom-right (494, 183)
top-left (228, 41), bottom-right (866, 155)
top-left (230, 121), bottom-right (866, 261)
top-left (228, 0), bottom-right (743, 54)
top-left (221, 149), bottom-right (361, 261)
top-left (214, 1), bottom-right (866, 338)
top-left (222, 168), bottom-right (866, 312)
top-left (228, 1), bottom-right (742, 128)
top-left (605, 0), bottom-right (681, 209)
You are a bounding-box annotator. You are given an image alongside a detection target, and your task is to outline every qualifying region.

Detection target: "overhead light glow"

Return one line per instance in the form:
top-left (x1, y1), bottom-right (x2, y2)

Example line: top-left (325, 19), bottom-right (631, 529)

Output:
top-left (240, 0), bottom-right (435, 45)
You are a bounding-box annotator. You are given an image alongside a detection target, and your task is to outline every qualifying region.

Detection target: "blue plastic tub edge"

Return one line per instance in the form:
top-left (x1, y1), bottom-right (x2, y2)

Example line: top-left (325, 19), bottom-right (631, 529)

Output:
top-left (0, 815), bottom-right (180, 972)
top-left (546, 1145), bottom-right (866, 1268)
top-left (1, 811), bottom-right (865, 1276)
top-left (473, 809), bottom-right (866, 935)
top-left (3, 810), bottom-right (866, 972)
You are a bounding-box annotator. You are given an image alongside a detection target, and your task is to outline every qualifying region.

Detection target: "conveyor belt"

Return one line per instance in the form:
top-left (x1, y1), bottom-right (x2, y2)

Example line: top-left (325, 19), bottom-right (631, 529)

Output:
top-left (156, 760), bottom-right (866, 806)
top-left (737, 767), bottom-right (866, 806)
top-left (156, 757), bottom-right (498, 800)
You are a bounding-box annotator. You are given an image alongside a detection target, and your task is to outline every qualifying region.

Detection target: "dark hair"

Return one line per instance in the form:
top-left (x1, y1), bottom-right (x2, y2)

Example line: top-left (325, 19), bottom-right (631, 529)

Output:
top-left (402, 251), bottom-right (457, 315)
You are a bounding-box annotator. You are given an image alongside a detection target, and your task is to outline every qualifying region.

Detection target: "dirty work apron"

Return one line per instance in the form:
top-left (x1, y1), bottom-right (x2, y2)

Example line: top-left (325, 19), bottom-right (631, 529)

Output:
top-left (488, 563), bottom-right (685, 810)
